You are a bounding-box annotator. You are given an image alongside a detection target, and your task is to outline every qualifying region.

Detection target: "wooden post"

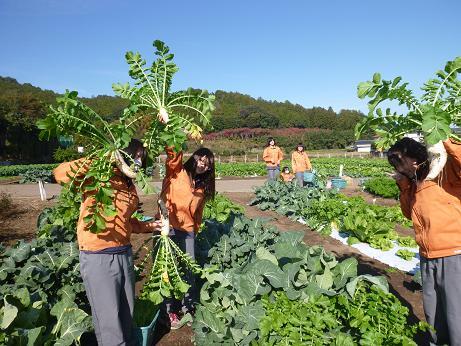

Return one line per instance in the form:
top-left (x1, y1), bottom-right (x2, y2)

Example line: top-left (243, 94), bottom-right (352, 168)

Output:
top-left (256, 154), bottom-right (258, 162)
top-left (244, 154), bottom-right (247, 163)
top-left (231, 155), bottom-right (233, 163)
top-left (218, 156), bottom-right (221, 164)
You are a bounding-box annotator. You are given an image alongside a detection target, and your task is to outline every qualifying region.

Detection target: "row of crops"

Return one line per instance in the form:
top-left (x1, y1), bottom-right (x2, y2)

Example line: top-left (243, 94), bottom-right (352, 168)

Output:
top-left (0, 157), bottom-right (393, 181)
top-left (250, 181), bottom-right (417, 263)
top-left (0, 189), bottom-right (427, 345)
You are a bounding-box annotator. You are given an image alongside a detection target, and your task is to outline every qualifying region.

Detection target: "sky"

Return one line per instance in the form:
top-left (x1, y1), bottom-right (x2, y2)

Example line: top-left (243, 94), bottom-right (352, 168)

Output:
top-left (1, 0), bottom-right (460, 113)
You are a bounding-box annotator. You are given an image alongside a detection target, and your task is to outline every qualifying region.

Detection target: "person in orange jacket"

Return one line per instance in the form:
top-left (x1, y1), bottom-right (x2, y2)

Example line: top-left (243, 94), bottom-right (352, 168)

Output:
top-left (53, 139), bottom-right (162, 346)
top-left (291, 143), bottom-right (312, 187)
top-left (160, 146), bottom-right (215, 328)
top-left (263, 137), bottom-right (283, 181)
top-left (280, 166), bottom-right (294, 182)
top-left (388, 137), bottom-right (461, 345)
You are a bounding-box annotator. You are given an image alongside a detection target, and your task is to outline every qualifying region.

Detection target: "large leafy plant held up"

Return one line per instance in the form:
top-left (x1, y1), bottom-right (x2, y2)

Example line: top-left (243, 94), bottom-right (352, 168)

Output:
top-left (37, 40), bottom-right (215, 233)
top-left (355, 57), bottom-right (461, 179)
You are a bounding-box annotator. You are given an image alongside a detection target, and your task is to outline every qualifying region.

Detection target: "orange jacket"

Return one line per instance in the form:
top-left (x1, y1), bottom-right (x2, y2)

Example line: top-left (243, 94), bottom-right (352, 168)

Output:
top-left (280, 172), bottom-right (294, 182)
top-left (160, 148), bottom-right (206, 233)
top-left (291, 151), bottom-right (312, 173)
top-left (263, 146), bottom-right (283, 168)
top-left (398, 140), bottom-right (461, 258)
top-left (54, 158), bottom-right (156, 251)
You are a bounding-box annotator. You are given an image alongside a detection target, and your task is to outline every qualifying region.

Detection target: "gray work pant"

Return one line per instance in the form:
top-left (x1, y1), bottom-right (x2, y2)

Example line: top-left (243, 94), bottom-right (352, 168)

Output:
top-left (166, 229), bottom-right (196, 314)
top-left (79, 249), bottom-right (135, 346)
top-left (267, 166), bottom-right (280, 181)
top-left (421, 255), bottom-right (461, 346)
top-left (295, 172), bottom-right (304, 187)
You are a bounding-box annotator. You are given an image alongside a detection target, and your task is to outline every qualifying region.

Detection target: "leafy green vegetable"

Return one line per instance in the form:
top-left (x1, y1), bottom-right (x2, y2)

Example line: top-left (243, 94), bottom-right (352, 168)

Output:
top-left (356, 57), bottom-right (461, 148)
top-left (396, 249), bottom-right (415, 261)
top-left (37, 40), bottom-right (214, 233)
top-left (202, 193), bottom-right (244, 224)
top-left (193, 212), bottom-right (426, 345)
top-left (364, 177), bottom-right (400, 199)
top-left (397, 236), bottom-right (418, 248)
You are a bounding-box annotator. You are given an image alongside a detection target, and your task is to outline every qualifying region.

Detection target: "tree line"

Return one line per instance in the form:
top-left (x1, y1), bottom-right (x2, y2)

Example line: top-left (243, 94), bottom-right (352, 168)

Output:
top-left (0, 76), bottom-right (365, 163)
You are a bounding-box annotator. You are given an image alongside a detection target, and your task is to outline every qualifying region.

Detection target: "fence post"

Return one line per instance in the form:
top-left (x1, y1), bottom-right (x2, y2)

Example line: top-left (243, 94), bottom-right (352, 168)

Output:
top-left (244, 154), bottom-right (247, 163)
top-left (256, 154), bottom-right (258, 162)
top-left (317, 153), bottom-right (319, 158)
top-left (218, 156), bottom-right (221, 164)
top-left (329, 154), bottom-right (331, 158)
top-left (230, 155), bottom-right (233, 163)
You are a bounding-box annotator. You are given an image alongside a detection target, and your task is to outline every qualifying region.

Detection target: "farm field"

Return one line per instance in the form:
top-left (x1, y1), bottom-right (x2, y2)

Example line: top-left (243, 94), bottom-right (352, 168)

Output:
top-left (0, 171), bottom-right (429, 345)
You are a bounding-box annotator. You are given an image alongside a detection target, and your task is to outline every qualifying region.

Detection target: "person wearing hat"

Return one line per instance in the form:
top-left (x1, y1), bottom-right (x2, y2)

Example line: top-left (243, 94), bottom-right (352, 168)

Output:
top-left (291, 143), bottom-right (312, 186)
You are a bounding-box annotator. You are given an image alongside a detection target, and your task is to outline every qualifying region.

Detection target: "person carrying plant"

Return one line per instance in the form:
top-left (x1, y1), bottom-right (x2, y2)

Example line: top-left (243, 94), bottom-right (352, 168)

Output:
top-left (53, 139), bottom-right (162, 346)
top-left (263, 137), bottom-right (283, 181)
top-left (291, 143), bottom-right (312, 187)
top-left (159, 146), bottom-right (215, 329)
top-left (280, 166), bottom-right (294, 183)
top-left (388, 137), bottom-right (461, 345)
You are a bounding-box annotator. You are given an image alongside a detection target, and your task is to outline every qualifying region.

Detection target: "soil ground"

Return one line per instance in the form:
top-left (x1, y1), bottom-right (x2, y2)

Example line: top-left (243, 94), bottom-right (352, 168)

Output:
top-left (0, 180), bottom-right (428, 345)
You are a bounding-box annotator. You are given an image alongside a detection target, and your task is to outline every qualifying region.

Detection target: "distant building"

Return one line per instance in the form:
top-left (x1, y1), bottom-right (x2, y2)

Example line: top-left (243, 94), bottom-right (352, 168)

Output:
top-left (353, 140), bottom-right (373, 153)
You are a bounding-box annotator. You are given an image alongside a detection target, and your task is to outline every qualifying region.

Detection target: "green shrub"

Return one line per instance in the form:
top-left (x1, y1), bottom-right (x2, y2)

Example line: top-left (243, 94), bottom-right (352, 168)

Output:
top-left (364, 177), bottom-right (400, 199)
top-left (53, 147), bottom-right (82, 162)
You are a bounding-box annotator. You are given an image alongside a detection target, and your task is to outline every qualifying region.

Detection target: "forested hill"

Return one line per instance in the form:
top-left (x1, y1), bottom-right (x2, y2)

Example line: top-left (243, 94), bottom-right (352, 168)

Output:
top-left (0, 76), bottom-right (364, 162)
top-left (212, 90), bottom-right (363, 132)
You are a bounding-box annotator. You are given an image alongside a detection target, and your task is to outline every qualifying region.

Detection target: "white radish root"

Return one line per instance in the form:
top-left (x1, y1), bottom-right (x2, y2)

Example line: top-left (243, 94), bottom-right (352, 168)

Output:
top-left (425, 140), bottom-right (448, 180)
top-left (113, 150), bottom-right (138, 179)
top-left (158, 107), bottom-right (169, 124)
top-left (158, 200), bottom-right (170, 236)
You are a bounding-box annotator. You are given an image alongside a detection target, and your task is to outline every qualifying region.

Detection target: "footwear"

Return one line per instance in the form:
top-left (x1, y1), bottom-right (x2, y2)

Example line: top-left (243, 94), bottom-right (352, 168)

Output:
top-left (168, 312), bottom-right (181, 330)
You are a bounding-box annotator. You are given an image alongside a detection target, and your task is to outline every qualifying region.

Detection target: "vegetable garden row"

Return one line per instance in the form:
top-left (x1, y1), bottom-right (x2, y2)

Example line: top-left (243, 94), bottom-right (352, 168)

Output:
top-left (0, 157), bottom-right (394, 181)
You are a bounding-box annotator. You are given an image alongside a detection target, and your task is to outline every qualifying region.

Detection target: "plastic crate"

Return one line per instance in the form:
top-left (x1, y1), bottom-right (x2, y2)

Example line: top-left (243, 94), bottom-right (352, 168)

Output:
top-left (331, 178), bottom-right (347, 189)
top-left (134, 309), bottom-right (160, 346)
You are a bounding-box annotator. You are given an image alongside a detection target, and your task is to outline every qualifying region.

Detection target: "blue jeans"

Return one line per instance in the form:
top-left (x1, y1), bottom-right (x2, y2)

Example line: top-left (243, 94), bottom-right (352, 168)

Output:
top-left (267, 166), bottom-right (280, 181)
top-left (295, 172), bottom-right (304, 187)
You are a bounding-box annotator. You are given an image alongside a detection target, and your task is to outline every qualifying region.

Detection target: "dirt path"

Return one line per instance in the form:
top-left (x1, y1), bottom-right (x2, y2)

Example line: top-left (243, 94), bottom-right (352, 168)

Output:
top-left (223, 191), bottom-right (428, 344)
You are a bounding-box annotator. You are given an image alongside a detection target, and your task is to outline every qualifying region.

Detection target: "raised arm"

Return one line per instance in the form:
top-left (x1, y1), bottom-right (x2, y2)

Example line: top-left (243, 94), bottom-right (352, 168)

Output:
top-left (165, 146), bottom-right (183, 176)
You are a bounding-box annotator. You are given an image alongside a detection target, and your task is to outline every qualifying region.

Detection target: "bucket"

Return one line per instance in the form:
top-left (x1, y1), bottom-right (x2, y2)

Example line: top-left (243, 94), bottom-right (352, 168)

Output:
top-left (331, 178), bottom-right (347, 189)
top-left (134, 309), bottom-right (160, 346)
top-left (303, 172), bottom-right (316, 183)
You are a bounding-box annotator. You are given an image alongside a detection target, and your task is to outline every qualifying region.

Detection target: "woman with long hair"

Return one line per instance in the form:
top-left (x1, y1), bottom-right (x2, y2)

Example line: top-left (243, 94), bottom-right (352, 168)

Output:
top-left (262, 137), bottom-right (283, 181)
top-left (54, 139), bottom-right (162, 345)
top-left (388, 137), bottom-right (461, 345)
top-left (160, 146), bottom-right (215, 328)
top-left (291, 143), bottom-right (312, 187)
